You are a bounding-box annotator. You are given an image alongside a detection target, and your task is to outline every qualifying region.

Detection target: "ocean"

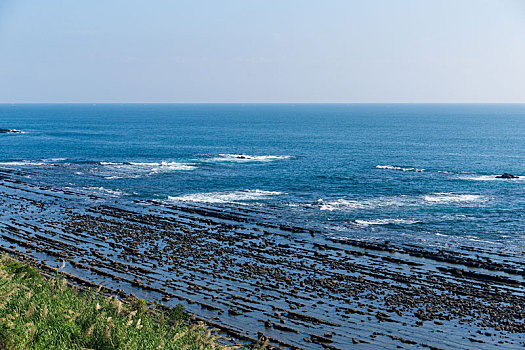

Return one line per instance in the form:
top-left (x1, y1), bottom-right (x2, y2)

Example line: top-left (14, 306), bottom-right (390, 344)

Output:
top-left (1, 103), bottom-right (524, 249)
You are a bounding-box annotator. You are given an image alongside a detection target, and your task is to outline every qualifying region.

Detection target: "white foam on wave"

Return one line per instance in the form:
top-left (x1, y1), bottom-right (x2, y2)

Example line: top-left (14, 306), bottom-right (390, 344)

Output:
top-left (354, 218), bottom-right (420, 226)
top-left (423, 193), bottom-right (487, 204)
top-left (207, 154), bottom-right (293, 163)
top-left (0, 158), bottom-right (69, 167)
top-left (319, 192), bottom-right (488, 212)
top-left (376, 165), bottom-right (425, 172)
top-left (95, 161), bottom-right (197, 179)
top-left (458, 175), bottom-right (524, 182)
top-left (43, 158), bottom-right (67, 162)
top-left (286, 202), bottom-right (315, 208)
top-left (0, 160), bottom-right (47, 167)
top-left (464, 235), bottom-right (503, 245)
top-left (318, 196), bottom-right (418, 211)
top-left (168, 189), bottom-right (284, 204)
top-left (82, 186), bottom-right (130, 197)
top-left (318, 198), bottom-right (370, 211)
top-left (133, 161), bottom-right (196, 173)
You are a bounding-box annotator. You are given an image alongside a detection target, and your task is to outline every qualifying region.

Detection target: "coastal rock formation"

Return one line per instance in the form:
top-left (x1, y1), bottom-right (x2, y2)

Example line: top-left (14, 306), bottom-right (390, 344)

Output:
top-left (0, 128), bottom-right (22, 134)
top-left (496, 173), bottom-right (519, 179)
top-left (1, 169), bottom-right (524, 349)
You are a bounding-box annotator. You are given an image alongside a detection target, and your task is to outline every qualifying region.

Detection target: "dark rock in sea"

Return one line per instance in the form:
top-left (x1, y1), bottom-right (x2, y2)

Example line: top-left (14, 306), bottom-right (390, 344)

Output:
top-left (0, 128), bottom-right (22, 134)
top-left (496, 173), bottom-right (519, 179)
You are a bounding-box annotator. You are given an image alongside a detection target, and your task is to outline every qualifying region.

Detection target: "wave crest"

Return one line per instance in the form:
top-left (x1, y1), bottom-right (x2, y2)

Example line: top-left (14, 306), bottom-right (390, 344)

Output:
top-left (354, 218), bottom-right (421, 226)
top-left (82, 186), bottom-right (131, 197)
top-left (96, 161), bottom-right (197, 179)
top-left (206, 154), bottom-right (293, 163)
top-left (319, 192), bottom-right (487, 212)
top-left (376, 165), bottom-right (425, 172)
top-left (168, 189), bottom-right (284, 204)
top-left (459, 175), bottom-right (524, 182)
top-left (0, 160), bottom-right (48, 167)
top-left (423, 193), bottom-right (487, 203)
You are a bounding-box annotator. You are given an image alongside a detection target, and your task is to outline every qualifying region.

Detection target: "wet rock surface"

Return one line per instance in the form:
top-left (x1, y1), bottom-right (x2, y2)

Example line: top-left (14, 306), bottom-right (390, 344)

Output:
top-left (496, 173), bottom-right (519, 179)
top-left (0, 169), bottom-right (524, 349)
top-left (0, 128), bottom-right (22, 134)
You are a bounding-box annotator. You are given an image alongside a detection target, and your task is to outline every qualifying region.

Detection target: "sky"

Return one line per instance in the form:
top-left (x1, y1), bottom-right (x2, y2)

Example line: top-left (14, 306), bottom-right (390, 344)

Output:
top-left (0, 0), bottom-right (524, 103)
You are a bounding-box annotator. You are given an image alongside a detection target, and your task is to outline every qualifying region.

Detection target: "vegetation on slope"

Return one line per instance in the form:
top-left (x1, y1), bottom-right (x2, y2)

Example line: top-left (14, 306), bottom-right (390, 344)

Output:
top-left (0, 255), bottom-right (223, 350)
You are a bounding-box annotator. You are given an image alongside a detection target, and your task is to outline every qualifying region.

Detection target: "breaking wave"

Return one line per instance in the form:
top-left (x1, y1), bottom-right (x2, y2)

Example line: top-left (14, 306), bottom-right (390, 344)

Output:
top-left (205, 154), bottom-right (293, 163)
top-left (0, 159), bottom-right (197, 179)
top-left (376, 165), bottom-right (425, 172)
top-left (319, 192), bottom-right (488, 212)
top-left (95, 161), bottom-right (197, 179)
top-left (0, 158), bottom-right (68, 167)
top-left (0, 160), bottom-right (48, 167)
top-left (423, 193), bottom-right (487, 203)
top-left (458, 175), bottom-right (524, 182)
top-left (168, 189), bottom-right (284, 204)
top-left (354, 218), bottom-right (421, 226)
top-left (318, 198), bottom-right (371, 211)
top-left (82, 186), bottom-right (131, 197)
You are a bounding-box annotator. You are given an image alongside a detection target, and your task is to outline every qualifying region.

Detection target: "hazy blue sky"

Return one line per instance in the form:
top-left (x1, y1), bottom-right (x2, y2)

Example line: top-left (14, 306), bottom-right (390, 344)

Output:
top-left (1, 0), bottom-right (524, 103)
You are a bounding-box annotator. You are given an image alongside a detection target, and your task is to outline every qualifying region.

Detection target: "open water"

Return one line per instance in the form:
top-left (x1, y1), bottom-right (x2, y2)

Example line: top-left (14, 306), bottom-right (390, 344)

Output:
top-left (1, 103), bottom-right (524, 251)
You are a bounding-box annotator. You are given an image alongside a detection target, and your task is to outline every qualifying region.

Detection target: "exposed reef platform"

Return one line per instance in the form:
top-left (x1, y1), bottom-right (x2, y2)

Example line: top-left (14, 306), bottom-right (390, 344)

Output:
top-left (0, 168), bottom-right (524, 349)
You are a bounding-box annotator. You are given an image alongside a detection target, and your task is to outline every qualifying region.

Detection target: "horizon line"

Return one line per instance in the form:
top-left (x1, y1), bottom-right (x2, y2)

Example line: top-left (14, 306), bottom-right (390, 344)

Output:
top-left (1, 102), bottom-right (525, 105)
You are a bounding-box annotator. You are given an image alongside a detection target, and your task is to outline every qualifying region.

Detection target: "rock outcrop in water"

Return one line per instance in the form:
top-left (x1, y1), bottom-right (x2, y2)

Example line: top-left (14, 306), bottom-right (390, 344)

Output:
top-left (0, 129), bottom-right (22, 134)
top-left (496, 173), bottom-right (519, 179)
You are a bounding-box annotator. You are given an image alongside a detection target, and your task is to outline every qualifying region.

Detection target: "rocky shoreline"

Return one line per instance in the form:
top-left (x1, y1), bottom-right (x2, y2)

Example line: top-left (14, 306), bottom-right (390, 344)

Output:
top-left (0, 168), bottom-right (524, 349)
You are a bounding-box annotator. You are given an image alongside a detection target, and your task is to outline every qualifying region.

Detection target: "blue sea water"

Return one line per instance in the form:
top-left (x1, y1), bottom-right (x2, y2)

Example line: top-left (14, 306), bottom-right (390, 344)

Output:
top-left (1, 104), bottom-right (524, 249)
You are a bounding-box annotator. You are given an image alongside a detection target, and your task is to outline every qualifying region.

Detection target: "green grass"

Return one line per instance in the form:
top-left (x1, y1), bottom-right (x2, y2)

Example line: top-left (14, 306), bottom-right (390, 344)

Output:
top-left (0, 255), bottom-right (226, 350)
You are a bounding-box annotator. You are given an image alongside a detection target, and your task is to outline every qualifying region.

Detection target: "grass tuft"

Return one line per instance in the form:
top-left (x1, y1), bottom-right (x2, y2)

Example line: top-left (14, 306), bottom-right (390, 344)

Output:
top-left (0, 255), bottom-right (222, 350)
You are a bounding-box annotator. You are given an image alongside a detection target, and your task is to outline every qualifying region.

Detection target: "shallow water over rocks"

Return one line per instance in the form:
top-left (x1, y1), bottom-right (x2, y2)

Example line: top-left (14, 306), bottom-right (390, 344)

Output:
top-left (1, 168), bottom-right (524, 349)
